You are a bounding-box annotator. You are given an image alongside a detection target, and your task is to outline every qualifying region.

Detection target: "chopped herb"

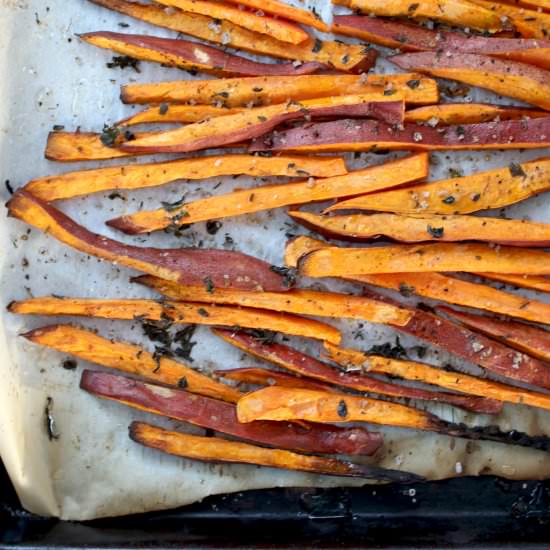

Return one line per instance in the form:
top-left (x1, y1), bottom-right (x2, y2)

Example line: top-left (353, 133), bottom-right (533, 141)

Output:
top-left (206, 220), bottom-right (223, 235)
top-left (62, 359), bottom-right (77, 370)
top-left (341, 54), bottom-right (350, 64)
top-left (448, 168), bottom-right (462, 178)
top-left (99, 124), bottom-right (122, 147)
top-left (252, 86), bottom-right (263, 92)
top-left (204, 276), bottom-right (215, 293)
top-left (4, 180), bottom-right (13, 195)
top-left (443, 196), bottom-right (455, 204)
top-left (106, 55), bottom-right (141, 72)
top-left (173, 325), bottom-right (197, 361)
top-left (118, 22), bottom-right (130, 27)
top-left (410, 345), bottom-right (427, 359)
top-left (152, 346), bottom-right (173, 372)
top-left (441, 83), bottom-right (470, 98)
top-left (408, 2), bottom-right (419, 11)
top-left (295, 169), bottom-right (311, 177)
top-left (159, 103), bottom-right (169, 115)
top-left (312, 38), bottom-right (323, 53)
top-left (509, 162), bottom-right (527, 178)
top-left (124, 129), bottom-right (136, 141)
top-left (384, 89), bottom-right (396, 96)
top-left (471, 193), bottom-right (481, 202)
top-left (337, 400), bottom-right (348, 418)
top-left (406, 79), bottom-right (420, 89)
top-left (44, 397), bottom-right (59, 441)
top-left (398, 282), bottom-right (416, 297)
top-left (224, 233), bottom-right (234, 248)
top-left (198, 307), bottom-right (210, 317)
top-left (177, 377), bottom-right (188, 388)
top-left (248, 329), bottom-right (277, 345)
top-left (161, 196), bottom-right (187, 212)
top-left (141, 317), bottom-right (173, 346)
top-left (52, 124), bottom-right (65, 131)
top-left (427, 224), bottom-right (444, 238)
top-left (270, 265), bottom-right (296, 288)
top-left (108, 191), bottom-right (125, 200)
top-left (257, 115), bottom-right (267, 122)
top-left (366, 337), bottom-right (408, 359)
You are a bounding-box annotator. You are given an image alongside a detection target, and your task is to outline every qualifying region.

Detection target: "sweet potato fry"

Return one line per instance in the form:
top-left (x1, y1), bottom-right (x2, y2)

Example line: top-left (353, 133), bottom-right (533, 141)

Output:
top-left (237, 386), bottom-right (550, 451)
top-left (8, 297), bottom-right (341, 344)
top-left (333, 0), bottom-right (504, 31)
top-left (120, 74), bottom-right (439, 107)
top-left (248, 117), bottom-right (550, 153)
top-left (361, 289), bottom-right (550, 390)
top-left (82, 370), bottom-right (383, 455)
top-left (105, 153), bottom-right (429, 234)
top-left (25, 155), bottom-right (348, 202)
top-left (476, 273), bottom-right (550, 292)
top-left (213, 328), bottom-right (502, 414)
top-left (79, 31), bottom-right (324, 76)
top-left (391, 52), bottom-right (550, 110)
top-left (285, 236), bottom-right (328, 268)
top-left (7, 190), bottom-right (291, 292)
top-left (438, 307), bottom-right (550, 362)
top-left (117, 104), bottom-right (243, 126)
top-left (133, 276), bottom-right (413, 326)
top-left (405, 103), bottom-right (549, 125)
top-left (289, 211), bottom-right (550, 247)
top-left (299, 243), bottom-right (550, 277)
top-left (87, 0), bottom-right (368, 71)
top-left (129, 421), bottom-right (418, 481)
top-left (155, 0), bottom-right (309, 44)
top-left (326, 156), bottom-right (550, 214)
top-left (118, 94), bottom-right (404, 154)
top-left (324, 343), bottom-right (550, 411)
top-left (498, 0), bottom-right (550, 12)
top-left (24, 324), bottom-right (240, 402)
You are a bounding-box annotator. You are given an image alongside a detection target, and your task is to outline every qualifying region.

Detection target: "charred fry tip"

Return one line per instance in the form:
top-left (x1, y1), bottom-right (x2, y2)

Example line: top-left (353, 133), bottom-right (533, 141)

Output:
top-left (105, 216), bottom-right (145, 234)
top-left (6, 300), bottom-right (20, 313)
top-left (19, 325), bottom-right (60, 340)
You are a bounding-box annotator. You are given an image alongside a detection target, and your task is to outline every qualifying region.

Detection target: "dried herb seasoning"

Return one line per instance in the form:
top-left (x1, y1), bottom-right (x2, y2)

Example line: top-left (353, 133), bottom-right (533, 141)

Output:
top-left (106, 55), bottom-right (141, 72)
top-left (366, 337), bottom-right (408, 359)
top-left (427, 224), bottom-right (444, 238)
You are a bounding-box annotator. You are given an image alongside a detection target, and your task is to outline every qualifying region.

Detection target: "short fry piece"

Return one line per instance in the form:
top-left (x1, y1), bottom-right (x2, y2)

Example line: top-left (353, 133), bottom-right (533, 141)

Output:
top-left (24, 324), bottom-right (240, 402)
top-left (121, 74), bottom-right (439, 107)
top-left (438, 307), bottom-right (550, 363)
top-left (129, 421), bottom-right (419, 481)
top-left (8, 297), bottom-right (341, 344)
top-left (7, 190), bottom-right (290, 292)
top-left (105, 153), bottom-right (429, 234)
top-left (289, 211), bottom-right (550, 247)
top-left (476, 273), bottom-right (550, 293)
top-left (299, 243), bottom-right (550, 277)
top-left (326, 156), bottom-right (550, 215)
top-left (325, 343), bottom-right (550, 412)
top-left (133, 276), bottom-right (413, 326)
top-left (83, 370), bottom-right (383, 455)
top-left (25, 155), bottom-right (348, 202)
top-left (79, 31), bottom-right (324, 76)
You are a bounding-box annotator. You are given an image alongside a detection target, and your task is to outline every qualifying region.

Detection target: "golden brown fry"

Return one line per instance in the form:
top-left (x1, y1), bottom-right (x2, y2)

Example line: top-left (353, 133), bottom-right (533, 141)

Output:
top-left (118, 104), bottom-right (243, 126)
top-left (475, 273), bottom-right (550, 292)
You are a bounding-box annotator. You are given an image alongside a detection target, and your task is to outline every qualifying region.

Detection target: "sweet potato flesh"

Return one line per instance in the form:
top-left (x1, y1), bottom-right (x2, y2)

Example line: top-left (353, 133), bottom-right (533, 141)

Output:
top-left (9, 297), bottom-right (342, 344)
top-left (106, 153), bottom-right (429, 234)
top-left (476, 273), bottom-right (550, 292)
top-left (24, 324), bottom-right (240, 402)
top-left (121, 74), bottom-right (439, 107)
top-left (133, 276), bottom-right (413, 327)
top-left (25, 155), bottom-right (347, 202)
top-left (324, 343), bottom-right (550, 412)
top-left (327, 157), bottom-right (550, 215)
top-left (118, 104), bottom-right (244, 126)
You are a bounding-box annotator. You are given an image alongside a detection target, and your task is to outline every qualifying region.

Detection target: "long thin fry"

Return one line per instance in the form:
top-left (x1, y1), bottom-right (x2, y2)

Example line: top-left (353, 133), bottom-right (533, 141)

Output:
top-left (117, 105), bottom-right (244, 126)
top-left (476, 273), bottom-right (550, 292)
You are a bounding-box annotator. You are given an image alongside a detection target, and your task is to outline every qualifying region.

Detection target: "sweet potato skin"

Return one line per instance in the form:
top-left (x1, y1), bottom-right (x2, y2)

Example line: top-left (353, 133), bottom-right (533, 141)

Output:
top-left (7, 190), bottom-right (291, 292)
top-left (79, 31), bottom-right (325, 76)
top-left (82, 370), bottom-right (383, 455)
top-left (24, 324), bottom-right (240, 402)
top-left (213, 328), bottom-right (503, 414)
top-left (25, 155), bottom-right (347, 202)
top-left (106, 153), bottom-right (429, 234)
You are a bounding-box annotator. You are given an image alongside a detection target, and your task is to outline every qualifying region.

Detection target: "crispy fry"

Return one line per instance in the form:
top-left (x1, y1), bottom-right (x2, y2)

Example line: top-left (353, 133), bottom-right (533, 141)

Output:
top-left (24, 324), bottom-right (240, 402)
top-left (129, 421), bottom-right (419, 481)
top-left (213, 328), bottom-right (502, 414)
top-left (476, 273), bottom-right (550, 292)
top-left (121, 74), bottom-right (439, 107)
top-left (7, 190), bottom-right (291, 292)
top-left (326, 156), bottom-right (550, 214)
top-left (8, 297), bottom-right (341, 344)
top-left (25, 155), bottom-right (348, 202)
top-left (133, 276), bottom-right (413, 326)
top-left (155, 0), bottom-right (309, 44)
top-left (82, 370), bottom-right (383, 455)
top-left (105, 153), bottom-right (429, 234)
top-left (324, 343), bottom-right (550, 411)
top-left (289, 211), bottom-right (550, 246)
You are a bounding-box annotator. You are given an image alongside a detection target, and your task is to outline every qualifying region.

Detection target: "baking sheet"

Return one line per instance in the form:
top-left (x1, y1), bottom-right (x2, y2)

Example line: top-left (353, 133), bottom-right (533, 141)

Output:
top-left (1, 0), bottom-right (550, 522)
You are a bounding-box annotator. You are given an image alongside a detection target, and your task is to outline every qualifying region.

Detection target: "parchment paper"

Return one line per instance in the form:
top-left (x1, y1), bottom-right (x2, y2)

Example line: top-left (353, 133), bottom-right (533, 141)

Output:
top-left (1, 0), bottom-right (550, 521)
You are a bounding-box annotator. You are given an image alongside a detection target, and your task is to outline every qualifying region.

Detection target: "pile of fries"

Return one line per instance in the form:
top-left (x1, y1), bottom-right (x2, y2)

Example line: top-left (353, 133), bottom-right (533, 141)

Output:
top-left (9, 0), bottom-right (550, 483)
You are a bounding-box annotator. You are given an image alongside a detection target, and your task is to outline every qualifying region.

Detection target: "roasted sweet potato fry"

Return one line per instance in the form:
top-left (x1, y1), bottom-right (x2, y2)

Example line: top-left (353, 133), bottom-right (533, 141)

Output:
top-left (249, 117), bottom-right (550, 153)
top-left (237, 386), bottom-right (550, 451)
top-left (289, 211), bottom-right (550, 247)
top-left (7, 191), bottom-right (291, 292)
top-left (25, 155), bottom-right (348, 202)
top-left (324, 343), bottom-right (550, 411)
top-left (79, 31), bottom-right (324, 76)
top-left (129, 421), bottom-right (417, 481)
top-left (285, 236), bottom-right (329, 268)
top-left (438, 307), bottom-right (550, 362)
top-left (333, 0), bottom-right (504, 31)
top-left (118, 94), bottom-right (404, 154)
top-left (83, 370), bottom-right (383, 455)
top-left (24, 324), bottom-right (240, 402)
top-left (361, 289), bottom-right (550, 390)
top-left (87, 0), bottom-right (368, 71)
top-left (106, 153), bottom-right (429, 234)
top-left (117, 104), bottom-right (243, 126)
top-left (120, 74), bottom-right (439, 107)
top-left (213, 328), bottom-right (502, 414)
top-left (299, 243), bottom-right (550, 277)
top-left (326, 157), bottom-right (550, 214)
top-left (155, 0), bottom-right (309, 44)
top-left (476, 273), bottom-right (550, 292)
top-left (133, 276), bottom-right (413, 326)
top-left (8, 297), bottom-right (341, 344)
top-left (405, 103), bottom-right (549, 125)
top-left (391, 52), bottom-right (550, 110)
